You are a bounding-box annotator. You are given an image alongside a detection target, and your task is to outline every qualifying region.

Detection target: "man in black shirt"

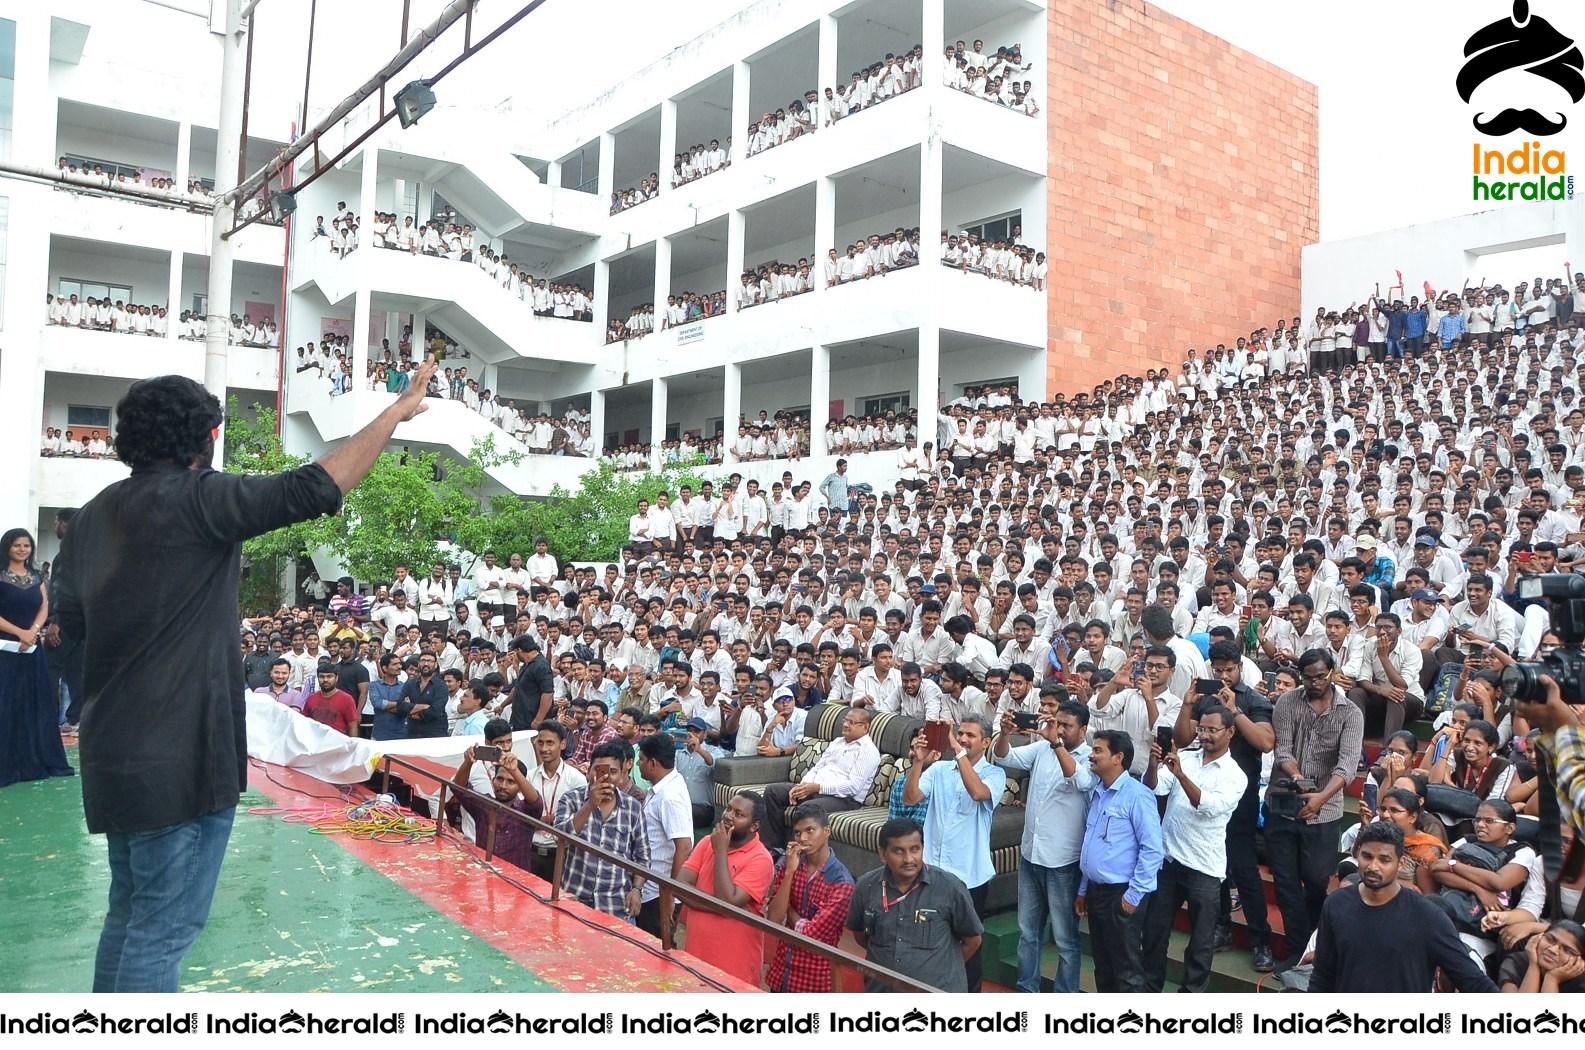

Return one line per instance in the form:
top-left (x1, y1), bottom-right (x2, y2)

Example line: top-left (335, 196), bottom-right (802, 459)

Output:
top-left (508, 635), bottom-right (555, 732)
top-left (332, 638), bottom-right (369, 696)
top-left (1309, 822), bottom-right (1496, 993)
top-left (241, 633), bottom-right (278, 689)
top-left (1174, 639), bottom-right (1276, 970)
top-left (55, 359), bottom-right (439, 992)
top-left (401, 653), bottom-right (449, 738)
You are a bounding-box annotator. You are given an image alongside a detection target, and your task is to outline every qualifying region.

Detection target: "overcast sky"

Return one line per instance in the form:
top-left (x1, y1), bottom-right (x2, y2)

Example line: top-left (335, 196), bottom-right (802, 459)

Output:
top-left (250, 0), bottom-right (1583, 254)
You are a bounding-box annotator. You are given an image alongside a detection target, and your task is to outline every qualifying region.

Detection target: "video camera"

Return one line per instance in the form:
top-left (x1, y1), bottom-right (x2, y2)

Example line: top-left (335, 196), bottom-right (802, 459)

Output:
top-left (1499, 572), bottom-right (1585, 885)
top-left (1499, 573), bottom-right (1585, 705)
top-left (1265, 776), bottom-right (1317, 820)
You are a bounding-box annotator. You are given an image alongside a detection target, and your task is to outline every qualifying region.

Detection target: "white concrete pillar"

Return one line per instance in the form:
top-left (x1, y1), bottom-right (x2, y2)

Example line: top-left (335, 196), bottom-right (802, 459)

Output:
top-left (809, 344), bottom-right (831, 457)
top-left (167, 251), bottom-right (183, 342)
top-left (384, 310), bottom-right (400, 355)
top-left (917, 129), bottom-right (944, 446)
top-left (546, 160), bottom-right (562, 189)
top-left (917, 321), bottom-right (940, 458)
top-left (650, 376), bottom-right (669, 471)
top-left (12, 13), bottom-right (50, 160)
top-left (723, 362), bottom-right (742, 463)
top-left (175, 122), bottom-right (192, 188)
top-left (814, 176), bottom-right (835, 294)
top-left (818, 15), bottom-right (838, 101)
top-left (412, 310), bottom-right (426, 357)
top-left (594, 258), bottom-right (611, 327)
top-left (654, 236), bottom-right (672, 322)
top-left (360, 143), bottom-right (378, 224)
top-left (352, 285), bottom-right (372, 398)
top-left (415, 182), bottom-right (429, 226)
top-left (726, 208), bottom-right (745, 313)
top-left (922, 0), bottom-right (946, 89)
top-left (659, 99), bottom-right (678, 183)
top-left (590, 387), bottom-right (607, 453)
top-left (730, 61), bottom-right (750, 163)
top-left (598, 131), bottom-right (616, 198)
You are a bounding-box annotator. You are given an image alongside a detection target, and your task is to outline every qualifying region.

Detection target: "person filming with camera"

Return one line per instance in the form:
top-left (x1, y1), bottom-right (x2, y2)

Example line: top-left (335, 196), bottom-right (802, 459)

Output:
top-left (1266, 647), bottom-right (1364, 971)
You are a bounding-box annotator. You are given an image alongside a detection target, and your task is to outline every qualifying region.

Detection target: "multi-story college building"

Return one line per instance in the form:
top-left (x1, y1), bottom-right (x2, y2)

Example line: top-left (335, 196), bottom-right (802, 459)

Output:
top-left (6, 0), bottom-right (1319, 561)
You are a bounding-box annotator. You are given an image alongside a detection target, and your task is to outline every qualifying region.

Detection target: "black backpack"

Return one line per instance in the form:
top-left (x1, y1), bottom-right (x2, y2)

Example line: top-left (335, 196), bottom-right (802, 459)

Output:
top-left (1426, 840), bottom-right (1519, 933)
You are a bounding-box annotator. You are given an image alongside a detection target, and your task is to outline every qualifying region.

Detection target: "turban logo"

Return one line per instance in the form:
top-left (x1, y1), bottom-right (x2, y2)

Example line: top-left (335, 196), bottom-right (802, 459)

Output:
top-left (1458, 0), bottom-right (1584, 135)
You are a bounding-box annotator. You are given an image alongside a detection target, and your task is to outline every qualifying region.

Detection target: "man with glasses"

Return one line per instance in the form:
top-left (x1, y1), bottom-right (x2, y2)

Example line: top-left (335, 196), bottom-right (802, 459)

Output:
top-left (1141, 706), bottom-right (1248, 992)
top-left (759, 708), bottom-right (881, 851)
top-left (1267, 648), bottom-right (1363, 971)
top-left (1173, 640), bottom-right (1276, 971)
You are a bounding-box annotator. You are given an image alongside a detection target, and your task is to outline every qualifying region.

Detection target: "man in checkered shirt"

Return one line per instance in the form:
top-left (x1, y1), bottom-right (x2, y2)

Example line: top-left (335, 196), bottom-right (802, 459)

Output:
top-left (554, 740), bottom-right (650, 918)
top-left (763, 804), bottom-right (855, 992)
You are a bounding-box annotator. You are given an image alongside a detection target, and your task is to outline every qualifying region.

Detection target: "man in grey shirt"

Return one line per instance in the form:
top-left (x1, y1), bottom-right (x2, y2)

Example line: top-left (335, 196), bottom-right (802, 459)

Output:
top-left (1266, 647), bottom-right (1364, 970)
top-left (845, 818), bottom-right (982, 992)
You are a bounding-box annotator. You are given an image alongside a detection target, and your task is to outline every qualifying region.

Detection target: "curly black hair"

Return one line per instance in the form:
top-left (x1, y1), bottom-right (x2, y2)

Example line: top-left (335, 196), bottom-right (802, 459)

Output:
top-left (113, 375), bottom-right (222, 468)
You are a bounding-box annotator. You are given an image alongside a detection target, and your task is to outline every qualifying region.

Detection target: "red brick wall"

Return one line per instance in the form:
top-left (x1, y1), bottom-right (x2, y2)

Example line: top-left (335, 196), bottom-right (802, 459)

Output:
top-left (1045, 0), bottom-right (1319, 395)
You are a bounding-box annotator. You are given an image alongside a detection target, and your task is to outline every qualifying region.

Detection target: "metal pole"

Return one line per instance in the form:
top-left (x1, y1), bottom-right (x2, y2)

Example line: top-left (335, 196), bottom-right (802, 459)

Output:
top-left (226, 0), bottom-right (477, 209)
top-left (205, 0), bottom-right (247, 463)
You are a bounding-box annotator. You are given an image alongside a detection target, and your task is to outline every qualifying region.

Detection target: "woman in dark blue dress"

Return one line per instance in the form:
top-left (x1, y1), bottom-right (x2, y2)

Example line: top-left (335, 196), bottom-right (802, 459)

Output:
top-left (0, 527), bottom-right (74, 787)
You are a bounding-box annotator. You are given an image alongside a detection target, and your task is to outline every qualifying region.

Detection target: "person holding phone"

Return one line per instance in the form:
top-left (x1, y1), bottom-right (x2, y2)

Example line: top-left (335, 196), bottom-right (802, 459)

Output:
top-left (1087, 645), bottom-right (1181, 778)
top-left (1172, 639), bottom-right (1277, 970)
top-left (994, 696), bottom-right (1094, 993)
top-left (1141, 705), bottom-right (1248, 993)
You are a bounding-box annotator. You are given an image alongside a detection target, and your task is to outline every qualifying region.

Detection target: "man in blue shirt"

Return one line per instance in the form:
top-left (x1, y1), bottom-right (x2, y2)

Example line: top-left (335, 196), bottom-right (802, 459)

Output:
top-left (1076, 728), bottom-right (1163, 993)
top-left (1402, 297), bottom-right (1428, 354)
top-left (902, 713), bottom-right (1005, 993)
top-left (368, 653), bottom-right (409, 740)
top-left (1436, 296), bottom-right (1467, 350)
top-left (995, 695), bottom-right (1094, 993)
top-left (819, 458), bottom-right (852, 515)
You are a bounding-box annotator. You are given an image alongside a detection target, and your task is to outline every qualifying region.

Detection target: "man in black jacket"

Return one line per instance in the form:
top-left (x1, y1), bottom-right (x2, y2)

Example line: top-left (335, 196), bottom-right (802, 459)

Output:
top-left (55, 359), bottom-right (438, 993)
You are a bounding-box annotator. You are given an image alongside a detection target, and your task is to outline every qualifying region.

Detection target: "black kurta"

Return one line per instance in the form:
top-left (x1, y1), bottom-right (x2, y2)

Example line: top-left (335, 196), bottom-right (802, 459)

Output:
top-left (54, 460), bottom-right (343, 834)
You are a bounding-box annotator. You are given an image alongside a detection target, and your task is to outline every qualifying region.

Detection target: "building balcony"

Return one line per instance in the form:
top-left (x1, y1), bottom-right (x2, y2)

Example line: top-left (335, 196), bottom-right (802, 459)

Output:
top-left (33, 453), bottom-right (129, 510)
top-left (292, 246), bottom-right (602, 367)
top-left (610, 261), bottom-right (1044, 387)
top-left (37, 325), bottom-right (280, 389)
top-left (47, 186), bottom-right (285, 267)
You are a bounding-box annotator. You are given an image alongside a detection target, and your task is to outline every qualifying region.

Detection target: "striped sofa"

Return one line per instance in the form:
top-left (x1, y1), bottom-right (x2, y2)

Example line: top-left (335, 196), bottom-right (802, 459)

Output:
top-left (712, 703), bottom-right (1027, 911)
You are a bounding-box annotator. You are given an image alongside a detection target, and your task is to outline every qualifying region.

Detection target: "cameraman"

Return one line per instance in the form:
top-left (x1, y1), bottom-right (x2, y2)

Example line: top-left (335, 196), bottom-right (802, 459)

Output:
top-left (1267, 647), bottom-right (1363, 971)
top-left (1523, 674), bottom-right (1585, 830)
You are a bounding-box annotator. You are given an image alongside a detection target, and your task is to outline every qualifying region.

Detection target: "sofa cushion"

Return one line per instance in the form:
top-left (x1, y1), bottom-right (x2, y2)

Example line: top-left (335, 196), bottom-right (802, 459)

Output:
top-left (788, 737), bottom-right (830, 782)
top-left (870, 710), bottom-right (925, 757)
top-left (864, 753), bottom-right (908, 809)
top-left (828, 806), bottom-right (894, 854)
top-left (807, 703), bottom-right (848, 743)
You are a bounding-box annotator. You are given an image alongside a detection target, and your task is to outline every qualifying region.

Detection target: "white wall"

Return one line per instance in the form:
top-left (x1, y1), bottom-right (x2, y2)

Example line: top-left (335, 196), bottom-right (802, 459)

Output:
top-left (48, 241), bottom-right (169, 305)
top-left (1301, 201), bottom-right (1585, 318)
top-left (56, 119), bottom-right (178, 172)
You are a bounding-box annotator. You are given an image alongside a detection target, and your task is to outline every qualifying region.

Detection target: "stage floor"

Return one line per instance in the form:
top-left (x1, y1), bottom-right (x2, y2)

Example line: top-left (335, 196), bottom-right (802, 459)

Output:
top-left (0, 746), bottom-right (751, 994)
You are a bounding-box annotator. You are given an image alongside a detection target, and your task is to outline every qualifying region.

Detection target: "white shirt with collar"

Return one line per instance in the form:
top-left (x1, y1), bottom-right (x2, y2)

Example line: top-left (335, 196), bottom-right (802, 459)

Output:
top-left (1156, 748), bottom-right (1248, 878)
top-left (801, 733), bottom-right (882, 803)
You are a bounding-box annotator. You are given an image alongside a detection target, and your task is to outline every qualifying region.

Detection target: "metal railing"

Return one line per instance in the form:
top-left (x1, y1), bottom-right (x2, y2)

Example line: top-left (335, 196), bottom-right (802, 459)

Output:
top-left (379, 754), bottom-right (934, 993)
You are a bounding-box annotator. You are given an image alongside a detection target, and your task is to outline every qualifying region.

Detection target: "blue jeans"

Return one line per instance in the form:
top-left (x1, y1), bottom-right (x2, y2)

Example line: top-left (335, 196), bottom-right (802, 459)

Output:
top-left (1386, 337), bottom-right (1404, 360)
top-left (94, 807), bottom-right (235, 992)
top-left (1016, 858), bottom-right (1081, 993)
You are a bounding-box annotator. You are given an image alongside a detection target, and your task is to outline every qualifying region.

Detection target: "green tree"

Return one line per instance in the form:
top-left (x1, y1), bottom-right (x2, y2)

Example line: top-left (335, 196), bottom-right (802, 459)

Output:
top-left (224, 399), bottom-right (718, 605)
top-left (518, 460), bottom-right (710, 563)
top-left (223, 399), bottom-right (332, 612)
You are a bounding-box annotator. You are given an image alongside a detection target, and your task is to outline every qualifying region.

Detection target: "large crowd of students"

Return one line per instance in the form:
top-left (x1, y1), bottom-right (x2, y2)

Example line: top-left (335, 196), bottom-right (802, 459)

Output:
top-left (196, 265), bottom-right (1585, 994)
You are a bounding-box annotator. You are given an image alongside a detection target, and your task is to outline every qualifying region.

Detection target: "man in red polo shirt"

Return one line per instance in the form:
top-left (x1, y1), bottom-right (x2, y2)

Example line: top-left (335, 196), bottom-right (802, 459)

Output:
top-left (302, 665), bottom-right (359, 736)
top-left (679, 790), bottom-right (775, 986)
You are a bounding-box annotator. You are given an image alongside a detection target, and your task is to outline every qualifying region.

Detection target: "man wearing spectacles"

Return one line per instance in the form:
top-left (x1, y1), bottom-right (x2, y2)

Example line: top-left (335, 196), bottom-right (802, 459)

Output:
top-left (1141, 706), bottom-right (1248, 992)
